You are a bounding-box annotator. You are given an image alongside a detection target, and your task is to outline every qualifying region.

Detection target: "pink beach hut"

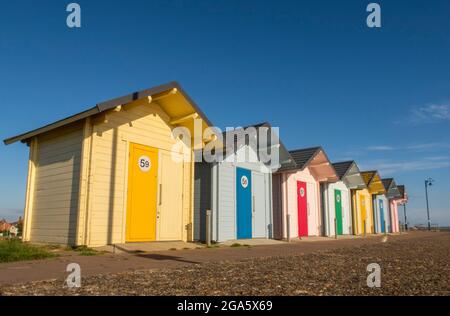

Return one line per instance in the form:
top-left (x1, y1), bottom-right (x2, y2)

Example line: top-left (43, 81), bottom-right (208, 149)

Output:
top-left (390, 185), bottom-right (408, 233)
top-left (272, 147), bottom-right (339, 239)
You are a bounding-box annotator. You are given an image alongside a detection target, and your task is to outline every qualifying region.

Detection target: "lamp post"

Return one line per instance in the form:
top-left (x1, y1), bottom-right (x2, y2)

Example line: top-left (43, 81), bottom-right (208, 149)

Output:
top-left (424, 178), bottom-right (434, 231)
top-left (402, 202), bottom-right (408, 231)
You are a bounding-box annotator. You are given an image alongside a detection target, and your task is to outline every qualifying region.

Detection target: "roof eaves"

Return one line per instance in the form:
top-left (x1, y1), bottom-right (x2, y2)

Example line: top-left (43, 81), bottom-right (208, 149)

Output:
top-left (381, 178), bottom-right (394, 191)
top-left (290, 146), bottom-right (322, 171)
top-left (4, 81), bottom-right (213, 145)
top-left (362, 170), bottom-right (378, 186)
top-left (96, 81), bottom-right (213, 127)
top-left (333, 160), bottom-right (355, 180)
top-left (3, 107), bottom-right (100, 145)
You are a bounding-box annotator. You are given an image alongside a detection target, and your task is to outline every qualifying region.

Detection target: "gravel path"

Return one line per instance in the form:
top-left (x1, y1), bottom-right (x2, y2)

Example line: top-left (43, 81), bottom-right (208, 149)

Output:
top-left (1, 232), bottom-right (449, 296)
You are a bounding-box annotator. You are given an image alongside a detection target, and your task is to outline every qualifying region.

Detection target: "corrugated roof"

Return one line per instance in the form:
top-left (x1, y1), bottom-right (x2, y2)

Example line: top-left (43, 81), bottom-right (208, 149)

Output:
top-left (382, 178), bottom-right (402, 199)
top-left (332, 161), bottom-right (355, 180)
top-left (4, 81), bottom-right (213, 145)
top-left (361, 171), bottom-right (377, 186)
top-left (382, 178), bottom-right (394, 190)
top-left (288, 147), bottom-right (322, 170)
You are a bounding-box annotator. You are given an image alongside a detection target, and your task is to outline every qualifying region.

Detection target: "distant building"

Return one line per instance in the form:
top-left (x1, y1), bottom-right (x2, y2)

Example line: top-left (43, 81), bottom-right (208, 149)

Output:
top-left (0, 219), bottom-right (12, 232)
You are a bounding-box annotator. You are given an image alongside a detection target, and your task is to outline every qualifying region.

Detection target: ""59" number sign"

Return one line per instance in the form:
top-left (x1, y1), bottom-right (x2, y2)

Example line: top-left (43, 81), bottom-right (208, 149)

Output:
top-left (138, 156), bottom-right (151, 172)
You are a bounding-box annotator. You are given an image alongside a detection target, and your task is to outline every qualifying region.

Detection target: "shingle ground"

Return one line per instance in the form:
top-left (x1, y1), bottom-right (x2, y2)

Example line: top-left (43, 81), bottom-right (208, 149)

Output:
top-left (2, 232), bottom-right (449, 296)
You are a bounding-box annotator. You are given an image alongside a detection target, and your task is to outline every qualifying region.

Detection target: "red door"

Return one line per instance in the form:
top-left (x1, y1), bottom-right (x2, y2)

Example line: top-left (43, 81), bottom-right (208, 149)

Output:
top-left (297, 181), bottom-right (308, 237)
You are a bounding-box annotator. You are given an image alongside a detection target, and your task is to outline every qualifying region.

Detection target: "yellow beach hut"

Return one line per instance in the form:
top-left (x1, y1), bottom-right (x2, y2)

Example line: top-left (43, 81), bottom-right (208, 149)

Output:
top-left (3, 82), bottom-right (212, 247)
top-left (355, 171), bottom-right (386, 235)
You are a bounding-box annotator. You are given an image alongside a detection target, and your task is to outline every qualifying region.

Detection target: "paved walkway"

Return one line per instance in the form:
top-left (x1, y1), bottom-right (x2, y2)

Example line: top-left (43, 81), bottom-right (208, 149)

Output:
top-left (96, 241), bottom-right (205, 254)
top-left (222, 238), bottom-right (286, 246)
top-left (0, 231), bottom-right (443, 286)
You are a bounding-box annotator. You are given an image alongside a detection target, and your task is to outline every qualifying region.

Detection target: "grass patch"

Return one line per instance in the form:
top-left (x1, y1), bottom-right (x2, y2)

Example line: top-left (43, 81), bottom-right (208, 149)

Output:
top-left (0, 239), bottom-right (56, 263)
top-left (230, 243), bottom-right (251, 248)
top-left (69, 246), bottom-right (101, 256)
top-left (45, 244), bottom-right (66, 251)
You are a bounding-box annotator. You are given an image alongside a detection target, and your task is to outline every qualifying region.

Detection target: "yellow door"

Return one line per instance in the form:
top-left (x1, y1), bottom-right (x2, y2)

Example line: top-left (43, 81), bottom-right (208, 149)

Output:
top-left (126, 143), bottom-right (158, 242)
top-left (360, 195), bottom-right (366, 234)
top-left (351, 190), bottom-right (359, 235)
top-left (367, 198), bottom-right (374, 234)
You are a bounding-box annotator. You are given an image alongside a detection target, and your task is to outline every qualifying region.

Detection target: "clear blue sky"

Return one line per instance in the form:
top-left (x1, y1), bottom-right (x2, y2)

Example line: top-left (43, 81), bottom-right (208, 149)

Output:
top-left (1, 0), bottom-right (449, 226)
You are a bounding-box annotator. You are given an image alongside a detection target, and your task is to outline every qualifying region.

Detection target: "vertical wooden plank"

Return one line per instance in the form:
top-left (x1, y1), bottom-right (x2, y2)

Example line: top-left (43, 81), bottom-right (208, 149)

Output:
top-left (282, 173), bottom-right (289, 239)
top-left (351, 190), bottom-right (357, 235)
top-left (84, 120), bottom-right (97, 246)
top-left (352, 190), bottom-right (359, 235)
top-left (217, 163), bottom-right (236, 242)
top-left (267, 173), bottom-right (273, 239)
top-left (156, 149), bottom-right (163, 240)
top-left (22, 137), bottom-right (38, 242)
top-left (271, 174), bottom-right (280, 239)
top-left (316, 181), bottom-right (322, 236)
top-left (76, 118), bottom-right (93, 246)
top-left (120, 140), bottom-right (130, 244)
top-left (211, 164), bottom-right (218, 241)
top-left (188, 150), bottom-right (195, 242)
top-left (323, 183), bottom-right (330, 236)
top-left (193, 162), bottom-right (204, 241)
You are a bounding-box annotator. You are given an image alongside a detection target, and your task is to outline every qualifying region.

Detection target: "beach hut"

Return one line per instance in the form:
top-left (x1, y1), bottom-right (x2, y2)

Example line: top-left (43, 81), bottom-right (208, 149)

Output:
top-left (373, 193), bottom-right (390, 234)
top-left (352, 187), bottom-right (372, 235)
top-left (272, 147), bottom-right (339, 239)
top-left (356, 171), bottom-right (386, 235)
top-left (377, 178), bottom-right (402, 233)
top-left (321, 161), bottom-right (366, 236)
top-left (193, 123), bottom-right (295, 243)
top-left (390, 185), bottom-right (408, 233)
top-left (4, 82), bottom-right (213, 246)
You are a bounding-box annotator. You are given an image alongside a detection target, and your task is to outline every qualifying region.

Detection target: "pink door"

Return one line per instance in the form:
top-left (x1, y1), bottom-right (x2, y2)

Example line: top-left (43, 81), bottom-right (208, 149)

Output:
top-left (297, 181), bottom-right (308, 237)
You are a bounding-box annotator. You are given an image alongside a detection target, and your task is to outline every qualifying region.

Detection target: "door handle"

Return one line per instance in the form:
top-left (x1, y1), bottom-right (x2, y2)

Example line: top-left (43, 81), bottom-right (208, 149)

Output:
top-left (159, 183), bottom-right (162, 205)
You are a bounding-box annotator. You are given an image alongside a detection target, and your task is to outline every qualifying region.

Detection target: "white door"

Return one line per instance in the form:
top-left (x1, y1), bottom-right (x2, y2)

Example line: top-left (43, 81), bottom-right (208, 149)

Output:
top-left (341, 189), bottom-right (351, 234)
top-left (157, 151), bottom-right (184, 241)
top-left (252, 172), bottom-right (267, 238)
top-left (307, 182), bottom-right (318, 236)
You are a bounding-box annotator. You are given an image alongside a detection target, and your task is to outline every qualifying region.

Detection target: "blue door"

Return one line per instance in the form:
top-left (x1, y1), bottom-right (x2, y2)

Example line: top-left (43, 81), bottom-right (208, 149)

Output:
top-left (379, 199), bottom-right (385, 233)
top-left (236, 168), bottom-right (252, 239)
